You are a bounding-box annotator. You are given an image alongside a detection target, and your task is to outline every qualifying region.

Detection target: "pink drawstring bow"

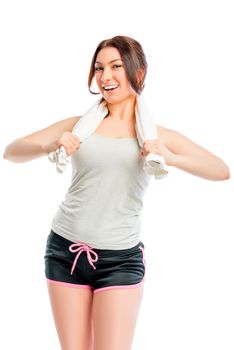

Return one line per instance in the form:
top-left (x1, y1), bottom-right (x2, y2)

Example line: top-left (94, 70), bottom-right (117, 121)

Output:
top-left (69, 241), bottom-right (99, 275)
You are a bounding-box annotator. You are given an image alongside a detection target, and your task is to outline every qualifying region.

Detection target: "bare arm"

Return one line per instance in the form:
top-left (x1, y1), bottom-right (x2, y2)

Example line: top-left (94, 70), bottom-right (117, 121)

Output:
top-left (156, 125), bottom-right (230, 181)
top-left (3, 116), bottom-right (81, 163)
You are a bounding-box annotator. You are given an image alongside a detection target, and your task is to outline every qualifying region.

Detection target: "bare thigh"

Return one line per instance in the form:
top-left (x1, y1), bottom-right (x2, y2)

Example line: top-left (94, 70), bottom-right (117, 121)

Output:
top-left (47, 281), bottom-right (94, 350)
top-left (92, 284), bottom-right (144, 350)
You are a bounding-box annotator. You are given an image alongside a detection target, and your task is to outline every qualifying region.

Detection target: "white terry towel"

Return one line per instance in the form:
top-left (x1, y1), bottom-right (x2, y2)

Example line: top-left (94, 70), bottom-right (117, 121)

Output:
top-left (48, 94), bottom-right (168, 179)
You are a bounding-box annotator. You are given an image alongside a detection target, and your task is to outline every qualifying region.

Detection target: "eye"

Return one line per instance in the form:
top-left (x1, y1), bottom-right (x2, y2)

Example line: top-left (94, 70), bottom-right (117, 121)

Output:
top-left (112, 64), bottom-right (122, 69)
top-left (94, 67), bottom-right (103, 71)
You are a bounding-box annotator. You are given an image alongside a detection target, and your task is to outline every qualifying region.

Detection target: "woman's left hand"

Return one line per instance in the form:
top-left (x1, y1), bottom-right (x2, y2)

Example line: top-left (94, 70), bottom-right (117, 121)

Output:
top-left (140, 139), bottom-right (175, 165)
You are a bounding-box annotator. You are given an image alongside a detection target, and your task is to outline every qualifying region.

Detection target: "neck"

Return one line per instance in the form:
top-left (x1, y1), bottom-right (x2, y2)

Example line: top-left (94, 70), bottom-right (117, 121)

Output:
top-left (106, 95), bottom-right (136, 121)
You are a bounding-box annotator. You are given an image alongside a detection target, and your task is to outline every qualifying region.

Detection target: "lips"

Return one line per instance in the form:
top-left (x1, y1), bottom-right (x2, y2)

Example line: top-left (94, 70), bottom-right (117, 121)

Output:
top-left (103, 84), bottom-right (119, 91)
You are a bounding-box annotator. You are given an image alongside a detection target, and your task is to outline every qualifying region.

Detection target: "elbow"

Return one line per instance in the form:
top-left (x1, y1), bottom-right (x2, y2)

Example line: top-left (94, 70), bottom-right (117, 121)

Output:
top-left (3, 141), bottom-right (13, 160)
top-left (217, 164), bottom-right (231, 181)
top-left (3, 145), bottom-right (14, 161)
top-left (3, 148), bottom-right (17, 162)
top-left (3, 150), bottom-right (9, 160)
top-left (210, 156), bottom-right (231, 181)
top-left (222, 169), bottom-right (231, 181)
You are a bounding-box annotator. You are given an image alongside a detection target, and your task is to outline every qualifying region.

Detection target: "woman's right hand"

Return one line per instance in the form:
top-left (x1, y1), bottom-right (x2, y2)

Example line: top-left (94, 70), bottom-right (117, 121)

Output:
top-left (56, 132), bottom-right (81, 156)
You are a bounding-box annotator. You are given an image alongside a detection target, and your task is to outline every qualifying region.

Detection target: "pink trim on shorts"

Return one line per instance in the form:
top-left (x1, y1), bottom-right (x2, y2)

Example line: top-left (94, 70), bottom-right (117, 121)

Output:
top-left (46, 278), bottom-right (93, 289)
top-left (140, 245), bottom-right (146, 279)
top-left (93, 279), bottom-right (144, 294)
top-left (139, 246), bottom-right (146, 267)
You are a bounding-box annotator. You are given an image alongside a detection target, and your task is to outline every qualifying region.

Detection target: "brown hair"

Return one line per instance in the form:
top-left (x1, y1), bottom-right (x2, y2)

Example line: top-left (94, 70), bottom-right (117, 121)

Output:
top-left (88, 35), bottom-right (148, 95)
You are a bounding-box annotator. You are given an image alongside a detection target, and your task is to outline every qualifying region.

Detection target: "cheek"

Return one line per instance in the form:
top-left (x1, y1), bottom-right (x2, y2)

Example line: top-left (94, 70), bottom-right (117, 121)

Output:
top-left (124, 80), bottom-right (135, 94)
top-left (95, 74), bottom-right (101, 85)
top-left (119, 75), bottom-right (131, 90)
top-left (95, 77), bottom-right (104, 91)
top-left (120, 74), bottom-right (133, 90)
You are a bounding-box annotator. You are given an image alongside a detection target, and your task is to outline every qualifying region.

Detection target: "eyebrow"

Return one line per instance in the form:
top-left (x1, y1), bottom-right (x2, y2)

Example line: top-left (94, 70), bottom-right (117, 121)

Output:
top-left (95, 58), bottom-right (123, 65)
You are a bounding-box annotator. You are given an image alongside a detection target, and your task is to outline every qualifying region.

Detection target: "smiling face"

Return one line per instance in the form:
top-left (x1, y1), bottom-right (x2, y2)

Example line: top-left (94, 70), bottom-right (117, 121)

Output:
top-left (94, 47), bottom-right (136, 103)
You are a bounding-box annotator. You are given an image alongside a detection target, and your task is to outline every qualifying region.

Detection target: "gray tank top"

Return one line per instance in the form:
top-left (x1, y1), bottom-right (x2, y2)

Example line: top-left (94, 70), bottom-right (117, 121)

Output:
top-left (51, 132), bottom-right (151, 249)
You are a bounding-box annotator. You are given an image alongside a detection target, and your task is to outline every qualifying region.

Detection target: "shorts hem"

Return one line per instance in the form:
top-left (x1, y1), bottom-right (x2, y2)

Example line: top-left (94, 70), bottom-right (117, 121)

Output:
top-left (46, 278), bottom-right (93, 289)
top-left (93, 279), bottom-right (145, 294)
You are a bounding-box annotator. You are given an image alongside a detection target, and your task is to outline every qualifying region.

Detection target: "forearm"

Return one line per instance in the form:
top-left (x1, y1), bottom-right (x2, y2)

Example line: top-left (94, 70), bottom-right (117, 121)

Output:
top-left (166, 153), bottom-right (230, 181)
top-left (3, 138), bottom-right (49, 163)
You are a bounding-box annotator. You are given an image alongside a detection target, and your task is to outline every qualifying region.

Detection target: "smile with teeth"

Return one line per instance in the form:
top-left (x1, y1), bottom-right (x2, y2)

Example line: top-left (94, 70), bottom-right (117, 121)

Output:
top-left (103, 84), bottom-right (119, 91)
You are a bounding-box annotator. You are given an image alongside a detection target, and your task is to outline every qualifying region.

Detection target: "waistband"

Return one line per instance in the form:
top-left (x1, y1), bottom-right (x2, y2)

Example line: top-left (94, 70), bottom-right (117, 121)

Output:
top-left (49, 229), bottom-right (144, 255)
top-left (49, 229), bottom-right (145, 276)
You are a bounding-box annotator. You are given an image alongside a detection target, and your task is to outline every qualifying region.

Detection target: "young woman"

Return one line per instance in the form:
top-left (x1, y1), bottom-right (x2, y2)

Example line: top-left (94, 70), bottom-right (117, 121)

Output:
top-left (3, 36), bottom-right (230, 350)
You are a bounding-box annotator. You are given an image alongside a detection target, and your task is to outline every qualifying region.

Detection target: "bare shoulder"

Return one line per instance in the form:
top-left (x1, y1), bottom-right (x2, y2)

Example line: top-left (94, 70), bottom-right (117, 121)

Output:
top-left (44, 115), bottom-right (81, 133)
top-left (156, 123), bottom-right (198, 146)
top-left (155, 123), bottom-right (216, 157)
top-left (22, 115), bottom-right (81, 143)
top-left (156, 124), bottom-right (170, 135)
top-left (56, 115), bottom-right (81, 131)
top-left (156, 124), bottom-right (174, 142)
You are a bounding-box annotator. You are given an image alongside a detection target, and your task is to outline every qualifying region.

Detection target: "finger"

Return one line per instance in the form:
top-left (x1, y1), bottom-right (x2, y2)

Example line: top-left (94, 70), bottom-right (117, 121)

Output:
top-left (61, 142), bottom-right (75, 156)
top-left (68, 136), bottom-right (80, 148)
top-left (71, 135), bottom-right (80, 143)
top-left (65, 139), bottom-right (75, 149)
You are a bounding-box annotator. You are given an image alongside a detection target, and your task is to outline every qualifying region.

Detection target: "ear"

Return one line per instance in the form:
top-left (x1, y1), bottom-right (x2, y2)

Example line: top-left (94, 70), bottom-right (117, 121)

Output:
top-left (136, 68), bottom-right (145, 87)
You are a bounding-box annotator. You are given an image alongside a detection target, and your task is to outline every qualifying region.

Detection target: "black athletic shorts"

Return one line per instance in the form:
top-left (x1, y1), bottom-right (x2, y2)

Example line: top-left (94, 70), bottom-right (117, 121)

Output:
top-left (44, 229), bottom-right (146, 294)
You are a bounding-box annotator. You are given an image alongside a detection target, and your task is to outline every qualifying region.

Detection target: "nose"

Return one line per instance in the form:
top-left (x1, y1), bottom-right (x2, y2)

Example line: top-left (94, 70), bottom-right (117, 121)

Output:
top-left (101, 66), bottom-right (112, 84)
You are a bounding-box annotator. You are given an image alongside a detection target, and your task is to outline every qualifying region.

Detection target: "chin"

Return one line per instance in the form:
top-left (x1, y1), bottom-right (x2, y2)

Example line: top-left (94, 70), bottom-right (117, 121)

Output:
top-left (105, 93), bottom-right (135, 104)
top-left (102, 95), bottom-right (121, 103)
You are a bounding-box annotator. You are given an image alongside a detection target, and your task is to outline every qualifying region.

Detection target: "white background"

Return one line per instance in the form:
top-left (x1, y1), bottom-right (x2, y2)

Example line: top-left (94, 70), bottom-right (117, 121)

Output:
top-left (0, 0), bottom-right (233, 349)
